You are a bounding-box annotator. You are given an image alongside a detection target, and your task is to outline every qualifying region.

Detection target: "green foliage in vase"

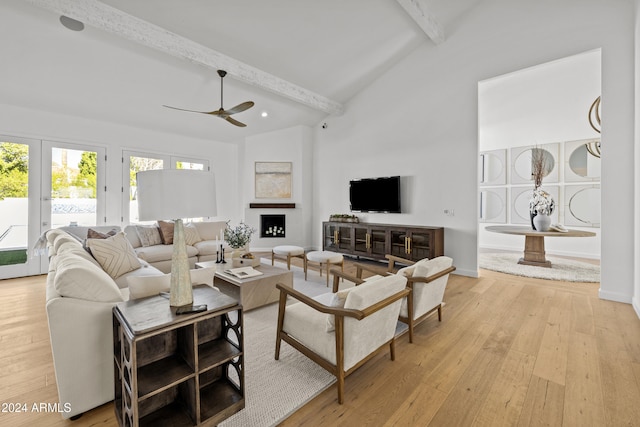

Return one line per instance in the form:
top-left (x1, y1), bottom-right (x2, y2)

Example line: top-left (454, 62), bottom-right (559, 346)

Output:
top-left (224, 221), bottom-right (256, 249)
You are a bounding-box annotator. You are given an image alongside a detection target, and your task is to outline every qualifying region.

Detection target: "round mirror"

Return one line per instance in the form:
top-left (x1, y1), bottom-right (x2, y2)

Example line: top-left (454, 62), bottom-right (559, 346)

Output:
top-left (514, 148), bottom-right (554, 182)
top-left (513, 189), bottom-right (533, 222)
top-left (569, 144), bottom-right (601, 178)
top-left (568, 188), bottom-right (600, 225)
top-left (480, 190), bottom-right (504, 222)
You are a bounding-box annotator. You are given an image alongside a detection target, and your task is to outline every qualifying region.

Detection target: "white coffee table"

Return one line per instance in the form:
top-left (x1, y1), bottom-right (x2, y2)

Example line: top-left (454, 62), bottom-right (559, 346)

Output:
top-left (195, 260), bottom-right (293, 310)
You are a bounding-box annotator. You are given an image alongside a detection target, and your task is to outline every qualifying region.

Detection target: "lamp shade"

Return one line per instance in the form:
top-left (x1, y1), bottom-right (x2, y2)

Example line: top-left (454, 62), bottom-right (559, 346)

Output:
top-left (137, 169), bottom-right (217, 221)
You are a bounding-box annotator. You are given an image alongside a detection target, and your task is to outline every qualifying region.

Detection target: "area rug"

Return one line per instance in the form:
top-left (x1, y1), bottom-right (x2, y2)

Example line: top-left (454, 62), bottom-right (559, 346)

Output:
top-left (479, 252), bottom-right (600, 282)
top-left (218, 260), bottom-right (344, 427)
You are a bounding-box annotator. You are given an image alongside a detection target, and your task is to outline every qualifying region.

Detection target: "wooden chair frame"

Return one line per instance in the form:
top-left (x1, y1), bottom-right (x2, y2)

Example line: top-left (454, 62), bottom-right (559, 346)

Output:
top-left (275, 270), bottom-right (410, 404)
top-left (354, 254), bottom-right (456, 343)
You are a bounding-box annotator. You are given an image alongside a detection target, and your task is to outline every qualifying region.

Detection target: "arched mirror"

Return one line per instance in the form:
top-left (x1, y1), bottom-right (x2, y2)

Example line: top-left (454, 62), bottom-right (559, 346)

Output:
top-left (565, 186), bottom-right (600, 227)
top-left (479, 149), bottom-right (506, 186)
top-left (511, 144), bottom-right (559, 185)
top-left (565, 139), bottom-right (601, 182)
top-left (479, 188), bottom-right (506, 223)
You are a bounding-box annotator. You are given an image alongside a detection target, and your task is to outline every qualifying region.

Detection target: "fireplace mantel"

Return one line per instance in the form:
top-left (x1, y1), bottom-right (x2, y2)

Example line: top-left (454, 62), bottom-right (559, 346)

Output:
top-left (249, 203), bottom-right (296, 209)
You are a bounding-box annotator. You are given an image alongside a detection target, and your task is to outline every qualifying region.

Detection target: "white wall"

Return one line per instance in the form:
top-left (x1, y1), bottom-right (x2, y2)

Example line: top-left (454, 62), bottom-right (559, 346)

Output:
top-left (313, 0), bottom-right (636, 302)
top-left (478, 49), bottom-right (602, 259)
top-left (0, 104), bottom-right (241, 225)
top-left (634, 0), bottom-right (640, 317)
top-left (243, 125), bottom-right (313, 251)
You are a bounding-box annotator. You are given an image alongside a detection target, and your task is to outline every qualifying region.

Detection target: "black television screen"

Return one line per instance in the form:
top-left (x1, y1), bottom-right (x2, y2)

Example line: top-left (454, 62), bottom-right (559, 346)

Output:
top-left (349, 176), bottom-right (401, 213)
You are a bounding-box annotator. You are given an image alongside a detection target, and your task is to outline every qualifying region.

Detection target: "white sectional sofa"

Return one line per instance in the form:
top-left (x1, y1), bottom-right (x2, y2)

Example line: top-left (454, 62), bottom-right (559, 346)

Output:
top-left (123, 221), bottom-right (228, 273)
top-left (44, 221), bottom-right (226, 419)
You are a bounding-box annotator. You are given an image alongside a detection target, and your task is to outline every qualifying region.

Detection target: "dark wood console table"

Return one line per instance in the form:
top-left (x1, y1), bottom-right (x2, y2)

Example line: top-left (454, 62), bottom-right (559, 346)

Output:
top-left (485, 225), bottom-right (596, 268)
top-left (322, 221), bottom-right (444, 262)
top-left (113, 286), bottom-right (244, 426)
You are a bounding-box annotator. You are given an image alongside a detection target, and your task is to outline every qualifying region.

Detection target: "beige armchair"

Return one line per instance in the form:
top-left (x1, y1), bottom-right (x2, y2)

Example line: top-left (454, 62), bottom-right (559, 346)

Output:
top-left (275, 271), bottom-right (409, 404)
top-left (354, 255), bottom-right (455, 343)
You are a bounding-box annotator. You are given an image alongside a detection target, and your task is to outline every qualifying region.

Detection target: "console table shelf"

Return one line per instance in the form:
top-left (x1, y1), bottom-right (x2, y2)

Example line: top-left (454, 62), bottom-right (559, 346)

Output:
top-left (113, 286), bottom-right (244, 427)
top-left (323, 221), bottom-right (444, 262)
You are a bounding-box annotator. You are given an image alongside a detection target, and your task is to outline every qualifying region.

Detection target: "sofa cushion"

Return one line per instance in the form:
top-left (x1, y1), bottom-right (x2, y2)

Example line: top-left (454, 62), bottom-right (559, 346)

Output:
top-left (54, 253), bottom-right (124, 303)
top-left (191, 221), bottom-right (226, 241)
top-left (113, 261), bottom-right (163, 289)
top-left (157, 220), bottom-right (174, 244)
top-left (134, 244), bottom-right (198, 263)
top-left (86, 232), bottom-right (142, 279)
top-left (193, 240), bottom-right (218, 257)
top-left (53, 234), bottom-right (83, 254)
top-left (136, 225), bottom-right (163, 247)
top-left (127, 267), bottom-right (216, 299)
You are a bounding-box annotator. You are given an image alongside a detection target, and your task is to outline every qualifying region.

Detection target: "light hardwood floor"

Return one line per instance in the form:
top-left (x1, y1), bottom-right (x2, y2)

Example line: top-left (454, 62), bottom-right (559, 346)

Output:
top-left (1, 256), bottom-right (639, 426)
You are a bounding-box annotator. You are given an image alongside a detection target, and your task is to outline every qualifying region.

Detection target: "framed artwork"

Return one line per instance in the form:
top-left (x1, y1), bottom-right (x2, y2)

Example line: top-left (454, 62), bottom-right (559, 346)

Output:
top-left (255, 162), bottom-right (292, 198)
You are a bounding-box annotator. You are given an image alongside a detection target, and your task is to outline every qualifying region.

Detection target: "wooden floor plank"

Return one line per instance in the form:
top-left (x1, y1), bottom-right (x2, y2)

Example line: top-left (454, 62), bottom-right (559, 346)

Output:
top-left (517, 375), bottom-right (565, 426)
top-left (1, 258), bottom-right (640, 427)
top-left (563, 331), bottom-right (605, 427)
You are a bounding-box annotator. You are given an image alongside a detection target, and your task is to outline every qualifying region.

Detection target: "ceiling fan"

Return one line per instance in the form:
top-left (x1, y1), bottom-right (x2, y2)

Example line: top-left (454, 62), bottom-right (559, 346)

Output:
top-left (163, 70), bottom-right (254, 127)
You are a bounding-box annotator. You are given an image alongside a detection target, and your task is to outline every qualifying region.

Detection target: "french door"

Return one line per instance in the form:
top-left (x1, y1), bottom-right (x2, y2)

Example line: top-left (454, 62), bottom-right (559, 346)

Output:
top-left (0, 136), bottom-right (41, 278)
top-left (42, 141), bottom-right (106, 230)
top-left (0, 138), bottom-right (105, 279)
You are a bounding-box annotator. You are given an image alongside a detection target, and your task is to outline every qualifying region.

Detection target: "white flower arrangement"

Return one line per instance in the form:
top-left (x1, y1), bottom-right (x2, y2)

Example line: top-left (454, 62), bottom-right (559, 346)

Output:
top-left (529, 188), bottom-right (555, 215)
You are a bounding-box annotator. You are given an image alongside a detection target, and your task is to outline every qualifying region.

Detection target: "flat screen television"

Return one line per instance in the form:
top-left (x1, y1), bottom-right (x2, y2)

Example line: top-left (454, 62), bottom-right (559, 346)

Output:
top-left (349, 176), bottom-right (401, 213)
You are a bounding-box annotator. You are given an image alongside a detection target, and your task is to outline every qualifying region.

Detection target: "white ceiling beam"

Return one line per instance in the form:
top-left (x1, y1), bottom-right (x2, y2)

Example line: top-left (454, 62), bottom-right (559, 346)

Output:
top-left (23, 0), bottom-right (344, 115)
top-left (396, 0), bottom-right (445, 44)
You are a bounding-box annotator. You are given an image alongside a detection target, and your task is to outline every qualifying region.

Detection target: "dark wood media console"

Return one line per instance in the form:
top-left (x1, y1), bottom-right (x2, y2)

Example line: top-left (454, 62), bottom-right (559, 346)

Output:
top-left (322, 221), bottom-right (444, 262)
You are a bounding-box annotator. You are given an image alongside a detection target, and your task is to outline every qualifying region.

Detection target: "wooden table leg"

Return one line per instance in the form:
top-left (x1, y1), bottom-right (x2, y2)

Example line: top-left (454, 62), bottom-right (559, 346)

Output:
top-left (518, 235), bottom-right (552, 268)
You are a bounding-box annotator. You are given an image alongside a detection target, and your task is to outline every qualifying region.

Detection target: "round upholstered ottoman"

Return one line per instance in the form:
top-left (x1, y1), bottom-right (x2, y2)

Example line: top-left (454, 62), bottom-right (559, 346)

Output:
top-left (304, 250), bottom-right (344, 287)
top-left (271, 245), bottom-right (305, 270)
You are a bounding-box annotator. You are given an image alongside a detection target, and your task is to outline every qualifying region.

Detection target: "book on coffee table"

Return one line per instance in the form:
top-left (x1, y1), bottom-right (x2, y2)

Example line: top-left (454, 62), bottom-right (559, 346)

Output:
top-left (223, 266), bottom-right (263, 279)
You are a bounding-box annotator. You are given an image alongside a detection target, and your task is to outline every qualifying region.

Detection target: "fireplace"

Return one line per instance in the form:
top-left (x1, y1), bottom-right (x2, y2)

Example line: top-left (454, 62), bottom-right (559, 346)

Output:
top-left (260, 214), bottom-right (285, 238)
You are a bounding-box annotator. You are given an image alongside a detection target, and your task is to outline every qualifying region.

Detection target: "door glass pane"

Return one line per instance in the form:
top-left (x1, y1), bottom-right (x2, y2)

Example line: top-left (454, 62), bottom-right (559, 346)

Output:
top-left (0, 142), bottom-right (29, 266)
top-left (51, 147), bottom-right (98, 228)
top-left (175, 160), bottom-right (204, 170)
top-left (129, 156), bottom-right (164, 223)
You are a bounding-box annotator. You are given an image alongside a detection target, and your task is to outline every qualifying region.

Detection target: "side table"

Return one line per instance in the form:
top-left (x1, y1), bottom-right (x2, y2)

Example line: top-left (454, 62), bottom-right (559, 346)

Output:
top-left (112, 286), bottom-right (244, 426)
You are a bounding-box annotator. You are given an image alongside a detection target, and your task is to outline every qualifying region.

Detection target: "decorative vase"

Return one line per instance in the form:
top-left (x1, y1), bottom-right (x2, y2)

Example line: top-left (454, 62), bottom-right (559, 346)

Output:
top-left (533, 214), bottom-right (551, 232)
top-left (231, 248), bottom-right (244, 259)
top-left (530, 212), bottom-right (537, 230)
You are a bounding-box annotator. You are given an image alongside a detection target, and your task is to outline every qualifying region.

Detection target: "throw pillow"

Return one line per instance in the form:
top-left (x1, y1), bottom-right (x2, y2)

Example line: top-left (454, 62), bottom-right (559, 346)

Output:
top-left (325, 289), bottom-right (351, 332)
top-left (86, 232), bottom-right (142, 279)
top-left (136, 225), bottom-right (163, 247)
top-left (184, 223), bottom-right (202, 246)
top-left (157, 220), bottom-right (174, 245)
top-left (84, 227), bottom-right (118, 252)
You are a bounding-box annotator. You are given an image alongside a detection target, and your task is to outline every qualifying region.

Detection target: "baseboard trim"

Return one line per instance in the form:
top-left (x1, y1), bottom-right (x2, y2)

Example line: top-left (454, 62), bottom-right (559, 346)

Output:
top-left (633, 296), bottom-right (640, 319)
top-left (599, 288), bottom-right (632, 304)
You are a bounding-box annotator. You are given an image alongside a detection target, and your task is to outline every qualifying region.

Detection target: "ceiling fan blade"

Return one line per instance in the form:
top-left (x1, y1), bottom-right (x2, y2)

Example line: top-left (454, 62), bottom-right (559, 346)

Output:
top-left (225, 116), bottom-right (247, 127)
top-left (163, 105), bottom-right (218, 115)
top-left (225, 101), bottom-right (254, 115)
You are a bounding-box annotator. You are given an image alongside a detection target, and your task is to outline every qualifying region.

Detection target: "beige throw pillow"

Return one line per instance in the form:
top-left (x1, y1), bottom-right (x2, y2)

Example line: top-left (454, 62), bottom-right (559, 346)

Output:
top-left (326, 289), bottom-right (351, 332)
top-left (87, 232), bottom-right (142, 279)
top-left (184, 223), bottom-right (202, 246)
top-left (136, 225), bottom-right (163, 247)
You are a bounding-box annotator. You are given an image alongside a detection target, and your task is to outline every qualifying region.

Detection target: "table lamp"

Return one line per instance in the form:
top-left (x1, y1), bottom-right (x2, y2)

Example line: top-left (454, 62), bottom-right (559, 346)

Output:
top-left (136, 169), bottom-right (217, 307)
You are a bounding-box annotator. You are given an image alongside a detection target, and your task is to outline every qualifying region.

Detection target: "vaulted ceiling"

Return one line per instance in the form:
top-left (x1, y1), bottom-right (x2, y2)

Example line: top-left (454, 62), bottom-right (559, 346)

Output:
top-left (1, 0), bottom-right (482, 143)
